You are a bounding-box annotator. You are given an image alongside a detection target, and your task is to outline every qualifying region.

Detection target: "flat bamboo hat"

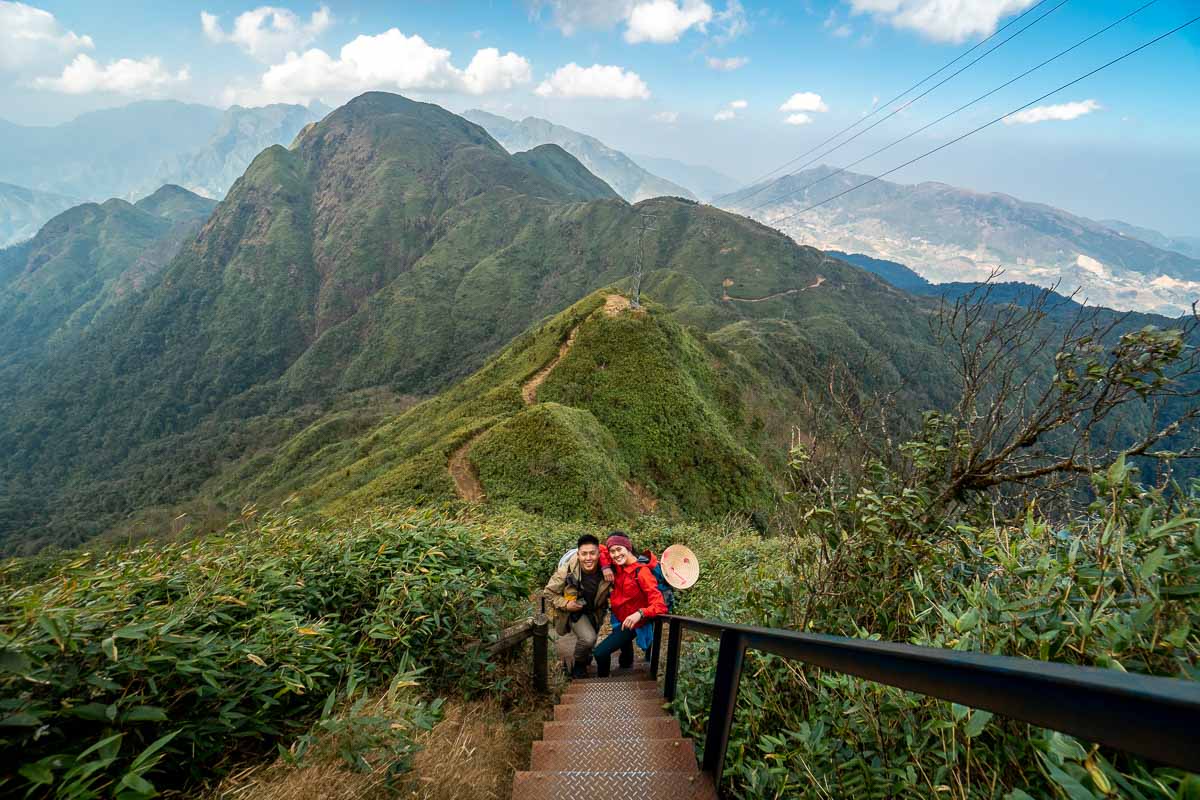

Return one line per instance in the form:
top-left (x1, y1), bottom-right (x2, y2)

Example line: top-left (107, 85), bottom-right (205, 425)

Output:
top-left (661, 544), bottom-right (700, 590)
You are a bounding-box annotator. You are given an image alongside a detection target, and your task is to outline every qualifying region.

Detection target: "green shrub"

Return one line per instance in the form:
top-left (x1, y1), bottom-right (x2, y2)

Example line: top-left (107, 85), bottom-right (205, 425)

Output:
top-left (0, 508), bottom-right (535, 797)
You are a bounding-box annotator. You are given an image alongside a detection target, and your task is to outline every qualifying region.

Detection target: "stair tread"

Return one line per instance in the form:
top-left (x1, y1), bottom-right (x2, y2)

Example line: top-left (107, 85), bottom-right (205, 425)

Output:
top-left (512, 770), bottom-right (717, 800)
top-left (553, 702), bottom-right (668, 722)
top-left (543, 717), bottom-right (681, 740)
top-left (563, 684), bottom-right (661, 700)
top-left (531, 738), bottom-right (698, 771)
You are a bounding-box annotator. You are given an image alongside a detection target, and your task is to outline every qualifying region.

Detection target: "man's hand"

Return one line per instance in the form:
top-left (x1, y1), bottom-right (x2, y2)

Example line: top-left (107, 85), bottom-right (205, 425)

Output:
top-left (565, 600), bottom-right (585, 612)
top-left (602, 567), bottom-right (614, 582)
top-left (621, 610), bottom-right (643, 630)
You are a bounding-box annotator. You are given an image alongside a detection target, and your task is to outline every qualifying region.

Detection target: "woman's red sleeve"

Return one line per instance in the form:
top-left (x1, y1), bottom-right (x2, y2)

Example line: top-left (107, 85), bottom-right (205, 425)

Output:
top-left (599, 545), bottom-right (612, 568)
top-left (636, 567), bottom-right (668, 618)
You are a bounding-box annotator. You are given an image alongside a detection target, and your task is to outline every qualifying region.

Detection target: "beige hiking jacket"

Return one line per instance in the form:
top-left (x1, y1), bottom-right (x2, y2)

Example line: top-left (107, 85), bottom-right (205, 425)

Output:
top-left (544, 556), bottom-right (613, 636)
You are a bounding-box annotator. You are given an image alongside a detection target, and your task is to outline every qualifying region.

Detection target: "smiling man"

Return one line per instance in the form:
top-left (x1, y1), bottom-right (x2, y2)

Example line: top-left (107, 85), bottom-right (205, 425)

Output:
top-left (545, 533), bottom-right (613, 678)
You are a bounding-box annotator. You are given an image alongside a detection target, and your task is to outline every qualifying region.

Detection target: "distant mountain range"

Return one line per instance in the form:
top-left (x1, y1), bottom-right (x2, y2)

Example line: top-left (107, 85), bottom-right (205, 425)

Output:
top-left (462, 109), bottom-right (696, 202)
top-left (1099, 219), bottom-right (1200, 261)
top-left (0, 183), bottom-right (79, 248)
top-left (0, 100), bottom-right (323, 245)
top-left (719, 166), bottom-right (1200, 316)
top-left (628, 153), bottom-right (741, 201)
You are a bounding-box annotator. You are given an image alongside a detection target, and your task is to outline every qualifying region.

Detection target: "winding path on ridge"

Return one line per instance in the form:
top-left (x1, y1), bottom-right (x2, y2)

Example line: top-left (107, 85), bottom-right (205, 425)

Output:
top-left (447, 294), bottom-right (632, 503)
top-left (724, 275), bottom-right (825, 303)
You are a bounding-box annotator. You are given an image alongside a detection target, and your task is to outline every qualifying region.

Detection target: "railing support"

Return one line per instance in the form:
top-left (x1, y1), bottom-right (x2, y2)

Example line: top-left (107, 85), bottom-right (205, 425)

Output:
top-left (664, 619), bottom-right (682, 701)
top-left (532, 612), bottom-right (548, 693)
top-left (702, 629), bottom-right (746, 786)
top-left (649, 617), bottom-right (663, 678)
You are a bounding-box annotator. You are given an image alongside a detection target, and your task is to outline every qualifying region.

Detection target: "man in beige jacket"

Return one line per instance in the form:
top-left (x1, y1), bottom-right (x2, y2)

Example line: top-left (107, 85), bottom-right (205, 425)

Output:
top-left (544, 534), bottom-right (613, 678)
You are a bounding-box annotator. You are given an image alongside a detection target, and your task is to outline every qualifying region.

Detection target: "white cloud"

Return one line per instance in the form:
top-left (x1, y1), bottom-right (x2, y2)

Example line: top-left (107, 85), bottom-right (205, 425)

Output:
top-left (530, 0), bottom-right (635, 35)
top-left (780, 91), bottom-right (828, 113)
top-left (823, 9), bottom-right (853, 37)
top-left (535, 62), bottom-right (650, 99)
top-left (846, 0), bottom-right (1036, 44)
top-left (530, 0), bottom-right (745, 43)
top-left (730, 99), bottom-right (748, 109)
top-left (785, 113), bottom-right (813, 125)
top-left (34, 53), bottom-right (188, 95)
top-left (625, 0), bottom-right (713, 43)
top-left (231, 30), bottom-right (531, 105)
top-left (201, 5), bottom-right (332, 62)
top-left (714, 109), bottom-right (735, 121)
top-left (1003, 98), bottom-right (1100, 125)
top-left (706, 55), bottom-right (748, 70)
top-left (0, 1), bottom-right (93, 73)
top-left (652, 110), bottom-right (679, 123)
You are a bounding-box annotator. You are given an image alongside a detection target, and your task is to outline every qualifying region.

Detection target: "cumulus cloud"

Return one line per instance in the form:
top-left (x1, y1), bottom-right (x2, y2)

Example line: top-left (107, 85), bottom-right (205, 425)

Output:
top-left (201, 5), bottom-right (332, 62)
top-left (846, 0), bottom-right (1036, 43)
top-left (535, 62), bottom-right (650, 99)
top-left (780, 92), bottom-right (828, 113)
top-left (823, 9), bottom-right (852, 37)
top-left (529, 0), bottom-right (745, 43)
top-left (34, 53), bottom-right (188, 95)
top-left (706, 55), bottom-right (748, 70)
top-left (1004, 98), bottom-right (1100, 125)
top-left (625, 0), bottom-right (713, 43)
top-left (784, 113), bottom-right (813, 125)
top-left (0, 1), bottom-right (93, 72)
top-left (230, 30), bottom-right (531, 105)
top-left (652, 110), bottom-right (679, 123)
top-left (714, 98), bottom-right (746, 121)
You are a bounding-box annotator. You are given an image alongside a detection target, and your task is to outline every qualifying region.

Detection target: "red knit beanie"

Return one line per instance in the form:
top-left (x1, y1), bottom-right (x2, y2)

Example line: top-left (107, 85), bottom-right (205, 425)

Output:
top-left (605, 533), bottom-right (633, 552)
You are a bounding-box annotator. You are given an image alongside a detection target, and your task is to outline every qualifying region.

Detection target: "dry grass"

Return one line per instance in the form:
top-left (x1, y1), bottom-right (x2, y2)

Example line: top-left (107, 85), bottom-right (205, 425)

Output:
top-left (207, 661), bottom-right (555, 800)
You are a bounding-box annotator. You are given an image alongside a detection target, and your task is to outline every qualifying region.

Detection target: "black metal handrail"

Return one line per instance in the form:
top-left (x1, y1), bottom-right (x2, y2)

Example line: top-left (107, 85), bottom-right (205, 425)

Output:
top-left (648, 613), bottom-right (1200, 790)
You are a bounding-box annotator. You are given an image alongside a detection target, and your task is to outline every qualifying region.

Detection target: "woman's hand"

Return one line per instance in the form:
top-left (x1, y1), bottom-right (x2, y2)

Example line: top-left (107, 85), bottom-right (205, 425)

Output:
top-left (621, 610), bottom-right (643, 630)
top-left (602, 567), bottom-right (614, 582)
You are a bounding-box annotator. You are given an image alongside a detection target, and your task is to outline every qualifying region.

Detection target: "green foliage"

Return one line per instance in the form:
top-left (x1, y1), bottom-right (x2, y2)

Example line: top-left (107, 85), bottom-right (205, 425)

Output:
top-left (470, 403), bottom-right (630, 519)
top-left (671, 431), bottom-right (1200, 799)
top-left (0, 507), bottom-right (536, 796)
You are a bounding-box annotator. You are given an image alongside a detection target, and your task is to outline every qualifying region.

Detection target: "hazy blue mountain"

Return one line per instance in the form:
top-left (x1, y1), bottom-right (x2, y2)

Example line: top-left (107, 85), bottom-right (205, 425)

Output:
top-left (156, 103), bottom-right (326, 199)
top-left (629, 152), bottom-right (741, 201)
top-left (0, 183), bottom-right (79, 248)
top-left (462, 109), bottom-right (697, 202)
top-left (0, 101), bottom-right (322, 237)
top-left (720, 166), bottom-right (1200, 316)
top-left (1100, 219), bottom-right (1200, 261)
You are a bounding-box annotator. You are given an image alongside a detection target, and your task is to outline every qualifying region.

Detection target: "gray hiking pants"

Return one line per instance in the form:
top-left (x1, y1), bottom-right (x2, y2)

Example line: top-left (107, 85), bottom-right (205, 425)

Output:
top-left (571, 615), bottom-right (598, 664)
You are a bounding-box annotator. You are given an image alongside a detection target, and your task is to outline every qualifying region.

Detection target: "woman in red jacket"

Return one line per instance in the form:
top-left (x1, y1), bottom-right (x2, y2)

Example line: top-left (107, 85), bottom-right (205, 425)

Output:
top-left (592, 532), bottom-right (668, 677)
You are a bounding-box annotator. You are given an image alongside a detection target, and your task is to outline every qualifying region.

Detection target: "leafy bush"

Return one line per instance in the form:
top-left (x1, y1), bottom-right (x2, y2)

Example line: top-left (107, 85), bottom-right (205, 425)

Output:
top-left (672, 439), bottom-right (1200, 799)
top-left (0, 508), bottom-right (535, 797)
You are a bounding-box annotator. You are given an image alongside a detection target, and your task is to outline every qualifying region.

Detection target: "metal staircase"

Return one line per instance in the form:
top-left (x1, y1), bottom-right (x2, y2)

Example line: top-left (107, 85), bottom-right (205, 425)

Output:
top-left (511, 663), bottom-right (718, 800)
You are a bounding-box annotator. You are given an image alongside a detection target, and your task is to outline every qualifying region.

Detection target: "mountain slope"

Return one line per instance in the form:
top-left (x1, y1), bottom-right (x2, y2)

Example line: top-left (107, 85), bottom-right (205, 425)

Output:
top-left (0, 182), bottom-right (79, 248)
top-left (462, 110), bottom-right (697, 202)
top-left (630, 153), bottom-right (741, 201)
top-left (1100, 219), bottom-right (1200, 261)
top-left (0, 186), bottom-right (215, 371)
top-left (719, 166), bottom-right (1200, 315)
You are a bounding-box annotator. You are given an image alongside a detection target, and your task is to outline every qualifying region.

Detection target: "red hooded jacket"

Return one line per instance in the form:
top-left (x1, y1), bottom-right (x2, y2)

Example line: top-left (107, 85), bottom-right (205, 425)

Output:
top-left (604, 547), bottom-right (668, 626)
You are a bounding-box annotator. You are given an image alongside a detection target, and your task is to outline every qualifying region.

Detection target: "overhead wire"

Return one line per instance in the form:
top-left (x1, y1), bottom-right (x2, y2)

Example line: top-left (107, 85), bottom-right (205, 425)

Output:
top-left (764, 12), bottom-right (1200, 228)
top-left (751, 0), bottom-right (1161, 213)
top-left (736, 0), bottom-right (1060, 204)
top-left (741, 0), bottom-right (1072, 212)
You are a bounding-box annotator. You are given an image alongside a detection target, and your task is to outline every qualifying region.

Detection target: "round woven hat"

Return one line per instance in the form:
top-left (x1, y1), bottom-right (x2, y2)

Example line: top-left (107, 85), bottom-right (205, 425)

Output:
top-left (660, 544), bottom-right (700, 590)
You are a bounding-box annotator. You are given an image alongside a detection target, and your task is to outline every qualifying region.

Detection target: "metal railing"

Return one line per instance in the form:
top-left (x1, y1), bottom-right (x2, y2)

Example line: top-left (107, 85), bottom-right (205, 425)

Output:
top-left (648, 614), bottom-right (1200, 790)
top-left (484, 602), bottom-right (549, 692)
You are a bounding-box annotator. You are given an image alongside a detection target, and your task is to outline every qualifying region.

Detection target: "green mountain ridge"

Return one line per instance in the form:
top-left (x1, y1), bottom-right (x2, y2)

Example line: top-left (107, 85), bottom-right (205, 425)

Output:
top-left (0, 182), bottom-right (79, 248)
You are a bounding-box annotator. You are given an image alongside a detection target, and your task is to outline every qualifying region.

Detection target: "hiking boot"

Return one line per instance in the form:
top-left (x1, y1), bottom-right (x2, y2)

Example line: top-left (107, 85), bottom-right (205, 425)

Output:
top-left (570, 663), bottom-right (589, 679)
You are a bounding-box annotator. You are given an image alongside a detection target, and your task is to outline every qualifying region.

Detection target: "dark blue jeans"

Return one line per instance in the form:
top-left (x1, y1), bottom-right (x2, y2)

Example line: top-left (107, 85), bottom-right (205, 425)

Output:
top-left (593, 626), bottom-right (637, 677)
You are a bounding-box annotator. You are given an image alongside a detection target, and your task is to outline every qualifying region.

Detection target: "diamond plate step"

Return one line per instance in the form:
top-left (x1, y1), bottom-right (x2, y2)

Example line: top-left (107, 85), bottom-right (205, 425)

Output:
top-left (531, 738), bottom-right (699, 772)
top-left (512, 770), bottom-right (718, 800)
top-left (563, 683), bottom-right (660, 700)
top-left (572, 670), bottom-right (654, 683)
top-left (542, 717), bottom-right (681, 741)
top-left (553, 700), bottom-right (667, 722)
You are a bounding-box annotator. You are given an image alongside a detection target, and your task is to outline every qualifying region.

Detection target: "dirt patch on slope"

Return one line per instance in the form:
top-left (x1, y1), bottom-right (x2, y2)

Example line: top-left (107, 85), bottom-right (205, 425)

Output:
top-left (603, 294), bottom-right (631, 315)
top-left (448, 440), bottom-right (486, 503)
top-left (625, 480), bottom-right (659, 515)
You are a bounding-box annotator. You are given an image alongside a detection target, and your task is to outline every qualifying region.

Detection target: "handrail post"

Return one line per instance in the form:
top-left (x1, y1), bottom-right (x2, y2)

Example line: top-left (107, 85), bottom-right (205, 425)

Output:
top-left (664, 619), bottom-right (682, 701)
top-left (702, 629), bottom-right (746, 787)
top-left (532, 611), bottom-right (548, 693)
top-left (649, 617), bottom-right (663, 678)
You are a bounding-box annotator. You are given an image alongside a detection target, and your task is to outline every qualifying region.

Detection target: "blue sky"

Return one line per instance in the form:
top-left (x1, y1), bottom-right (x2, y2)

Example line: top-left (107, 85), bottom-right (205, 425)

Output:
top-left (2, 0), bottom-right (1197, 232)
